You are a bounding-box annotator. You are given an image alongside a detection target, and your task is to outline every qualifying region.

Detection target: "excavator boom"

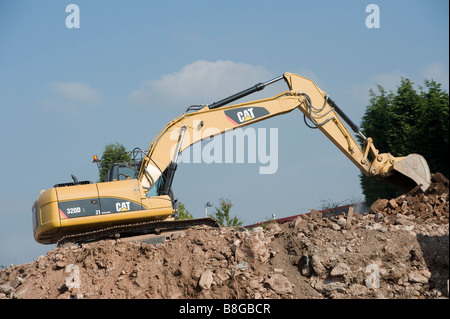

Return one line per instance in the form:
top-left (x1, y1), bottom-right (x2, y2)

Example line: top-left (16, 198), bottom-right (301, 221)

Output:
top-left (139, 72), bottom-right (430, 192)
top-left (32, 72), bottom-right (431, 245)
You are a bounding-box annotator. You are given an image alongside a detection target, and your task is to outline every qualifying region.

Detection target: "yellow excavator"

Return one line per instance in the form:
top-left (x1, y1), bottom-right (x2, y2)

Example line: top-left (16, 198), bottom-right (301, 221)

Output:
top-left (32, 72), bottom-right (431, 245)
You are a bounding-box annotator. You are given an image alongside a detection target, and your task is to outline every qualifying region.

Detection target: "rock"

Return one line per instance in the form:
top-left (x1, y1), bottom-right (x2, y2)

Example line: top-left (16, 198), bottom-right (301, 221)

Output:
top-left (55, 261), bottom-right (66, 269)
top-left (242, 232), bottom-right (271, 263)
top-left (370, 199), bottom-right (389, 213)
top-left (0, 284), bottom-right (13, 295)
top-left (266, 274), bottom-right (293, 294)
top-left (213, 251), bottom-right (226, 261)
top-left (337, 217), bottom-right (347, 228)
top-left (10, 277), bottom-right (24, 289)
top-left (265, 223), bottom-right (283, 236)
top-left (408, 270), bottom-right (431, 284)
top-left (294, 217), bottom-right (304, 229)
top-left (273, 268), bottom-right (284, 274)
top-left (192, 245), bottom-right (204, 256)
top-left (330, 263), bottom-right (350, 276)
top-left (429, 173), bottom-right (449, 195)
top-left (324, 280), bottom-right (347, 293)
top-left (372, 223), bottom-right (382, 230)
top-left (432, 172), bottom-right (449, 185)
top-left (249, 279), bottom-right (261, 290)
top-left (215, 271), bottom-right (229, 285)
top-left (329, 222), bottom-right (341, 231)
top-left (191, 267), bottom-right (203, 280)
top-left (171, 231), bottom-right (187, 239)
top-left (348, 284), bottom-right (368, 297)
top-left (409, 248), bottom-right (423, 261)
top-left (313, 278), bottom-right (347, 293)
top-left (198, 270), bottom-right (214, 290)
top-left (193, 237), bottom-right (205, 245)
top-left (400, 201), bottom-right (409, 213)
top-left (231, 240), bottom-right (241, 253)
top-left (395, 216), bottom-right (413, 226)
top-left (388, 199), bottom-right (398, 210)
top-left (311, 255), bottom-right (327, 277)
top-left (310, 209), bottom-right (322, 220)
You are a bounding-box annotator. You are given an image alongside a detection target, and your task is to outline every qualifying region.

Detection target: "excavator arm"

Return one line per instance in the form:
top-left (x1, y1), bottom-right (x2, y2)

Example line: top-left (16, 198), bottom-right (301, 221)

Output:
top-left (138, 72), bottom-right (431, 194)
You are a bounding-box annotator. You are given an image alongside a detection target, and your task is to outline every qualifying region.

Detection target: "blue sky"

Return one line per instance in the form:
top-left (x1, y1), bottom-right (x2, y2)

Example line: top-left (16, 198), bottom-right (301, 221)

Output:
top-left (0, 0), bottom-right (448, 266)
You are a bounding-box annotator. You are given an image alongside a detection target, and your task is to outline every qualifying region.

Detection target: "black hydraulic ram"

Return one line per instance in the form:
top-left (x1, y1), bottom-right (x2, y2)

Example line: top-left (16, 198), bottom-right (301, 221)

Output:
top-left (208, 75), bottom-right (284, 109)
top-left (196, 73), bottom-right (365, 141)
top-left (327, 97), bottom-right (366, 140)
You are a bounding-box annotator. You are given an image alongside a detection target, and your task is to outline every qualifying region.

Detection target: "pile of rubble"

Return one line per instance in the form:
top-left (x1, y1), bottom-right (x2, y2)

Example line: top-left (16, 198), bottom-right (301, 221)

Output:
top-left (281, 208), bottom-right (448, 299)
top-left (370, 172), bottom-right (449, 223)
top-left (0, 174), bottom-right (448, 299)
top-left (0, 225), bottom-right (290, 299)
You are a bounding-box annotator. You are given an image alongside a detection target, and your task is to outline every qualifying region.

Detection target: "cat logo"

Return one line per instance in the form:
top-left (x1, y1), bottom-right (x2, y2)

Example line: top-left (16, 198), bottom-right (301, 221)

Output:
top-left (237, 108), bottom-right (255, 123)
top-left (224, 107), bottom-right (269, 125)
top-left (116, 201), bottom-right (131, 212)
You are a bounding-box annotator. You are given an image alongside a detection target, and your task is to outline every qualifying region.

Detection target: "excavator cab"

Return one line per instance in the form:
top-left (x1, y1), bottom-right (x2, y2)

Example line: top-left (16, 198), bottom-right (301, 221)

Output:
top-left (92, 148), bottom-right (146, 183)
top-left (104, 160), bottom-right (142, 182)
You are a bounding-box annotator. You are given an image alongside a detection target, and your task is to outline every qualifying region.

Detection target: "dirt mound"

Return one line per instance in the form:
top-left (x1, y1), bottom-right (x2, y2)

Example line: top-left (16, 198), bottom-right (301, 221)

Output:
top-left (1, 174), bottom-right (448, 299)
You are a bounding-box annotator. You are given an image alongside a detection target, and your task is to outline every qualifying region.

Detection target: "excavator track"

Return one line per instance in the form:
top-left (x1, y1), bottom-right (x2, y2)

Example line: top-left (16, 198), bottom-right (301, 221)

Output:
top-left (55, 217), bottom-right (220, 246)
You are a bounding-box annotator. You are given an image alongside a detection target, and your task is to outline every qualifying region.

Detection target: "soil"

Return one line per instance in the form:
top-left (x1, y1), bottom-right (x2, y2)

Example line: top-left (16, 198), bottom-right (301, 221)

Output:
top-left (1, 173), bottom-right (448, 299)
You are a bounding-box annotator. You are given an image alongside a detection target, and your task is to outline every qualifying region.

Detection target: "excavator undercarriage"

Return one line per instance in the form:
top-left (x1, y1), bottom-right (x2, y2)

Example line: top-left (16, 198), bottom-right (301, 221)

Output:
top-left (55, 217), bottom-right (219, 246)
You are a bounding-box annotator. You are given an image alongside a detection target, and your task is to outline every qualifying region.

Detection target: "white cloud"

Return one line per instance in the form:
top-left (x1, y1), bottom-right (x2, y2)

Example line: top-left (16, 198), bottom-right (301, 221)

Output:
top-left (345, 63), bottom-right (449, 121)
top-left (39, 97), bottom-right (79, 113)
top-left (349, 62), bottom-right (449, 109)
top-left (370, 70), bottom-right (407, 91)
top-left (39, 81), bottom-right (101, 113)
top-left (129, 60), bottom-right (273, 108)
top-left (421, 62), bottom-right (449, 90)
top-left (49, 81), bottom-right (100, 106)
top-left (349, 70), bottom-right (406, 107)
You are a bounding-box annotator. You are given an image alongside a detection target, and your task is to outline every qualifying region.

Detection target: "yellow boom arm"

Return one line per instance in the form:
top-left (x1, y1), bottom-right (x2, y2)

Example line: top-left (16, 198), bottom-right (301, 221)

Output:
top-left (138, 72), bottom-right (431, 193)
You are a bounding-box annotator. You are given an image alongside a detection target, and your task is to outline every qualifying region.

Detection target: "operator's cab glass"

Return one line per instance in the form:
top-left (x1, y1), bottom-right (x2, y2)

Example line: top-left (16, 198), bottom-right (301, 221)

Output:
top-left (106, 161), bottom-right (141, 182)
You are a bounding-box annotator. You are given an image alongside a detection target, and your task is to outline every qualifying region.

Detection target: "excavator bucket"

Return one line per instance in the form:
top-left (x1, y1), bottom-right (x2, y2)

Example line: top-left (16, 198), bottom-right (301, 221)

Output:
top-left (383, 154), bottom-right (431, 193)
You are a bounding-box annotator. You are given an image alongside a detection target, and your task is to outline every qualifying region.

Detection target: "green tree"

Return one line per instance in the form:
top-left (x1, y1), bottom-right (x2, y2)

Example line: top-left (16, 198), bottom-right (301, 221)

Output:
top-left (410, 80), bottom-right (449, 178)
top-left (210, 198), bottom-right (243, 227)
top-left (359, 78), bottom-right (449, 204)
top-left (98, 142), bottom-right (131, 182)
top-left (177, 202), bottom-right (193, 220)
